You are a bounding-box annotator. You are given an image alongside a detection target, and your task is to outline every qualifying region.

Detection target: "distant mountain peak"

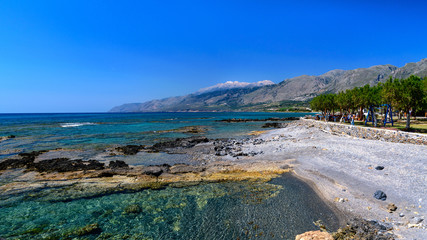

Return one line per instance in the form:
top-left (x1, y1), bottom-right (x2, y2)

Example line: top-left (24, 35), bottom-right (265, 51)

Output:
top-left (195, 80), bottom-right (275, 95)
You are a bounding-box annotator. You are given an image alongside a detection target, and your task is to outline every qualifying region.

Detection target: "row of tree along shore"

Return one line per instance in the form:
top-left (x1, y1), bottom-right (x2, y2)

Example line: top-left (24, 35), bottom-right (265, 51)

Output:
top-left (310, 76), bottom-right (427, 129)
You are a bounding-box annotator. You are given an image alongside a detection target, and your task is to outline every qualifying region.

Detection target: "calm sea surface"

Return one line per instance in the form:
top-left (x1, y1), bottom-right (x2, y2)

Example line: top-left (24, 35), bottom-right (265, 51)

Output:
top-left (0, 112), bottom-right (314, 159)
top-left (0, 112), bottom-right (341, 240)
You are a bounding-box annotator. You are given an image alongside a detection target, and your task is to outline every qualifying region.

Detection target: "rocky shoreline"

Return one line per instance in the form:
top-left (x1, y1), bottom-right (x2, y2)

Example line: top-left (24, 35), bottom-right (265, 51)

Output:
top-left (1, 120), bottom-right (426, 239)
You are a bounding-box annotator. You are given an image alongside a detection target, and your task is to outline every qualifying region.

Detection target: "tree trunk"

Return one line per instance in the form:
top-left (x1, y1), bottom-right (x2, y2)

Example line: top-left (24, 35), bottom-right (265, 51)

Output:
top-left (406, 110), bottom-right (411, 129)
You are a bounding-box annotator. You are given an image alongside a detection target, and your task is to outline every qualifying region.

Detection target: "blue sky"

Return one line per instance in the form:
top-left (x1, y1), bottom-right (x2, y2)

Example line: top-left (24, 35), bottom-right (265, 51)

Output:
top-left (1, 0), bottom-right (426, 113)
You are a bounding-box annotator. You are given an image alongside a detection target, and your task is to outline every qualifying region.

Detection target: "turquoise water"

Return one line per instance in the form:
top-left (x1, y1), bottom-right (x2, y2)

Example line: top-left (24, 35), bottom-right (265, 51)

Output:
top-left (0, 112), bottom-right (340, 239)
top-left (0, 112), bottom-right (313, 159)
top-left (0, 174), bottom-right (339, 240)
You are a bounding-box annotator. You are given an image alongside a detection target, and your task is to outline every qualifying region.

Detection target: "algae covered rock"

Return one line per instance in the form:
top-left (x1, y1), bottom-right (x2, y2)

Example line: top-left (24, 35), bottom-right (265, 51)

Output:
top-left (74, 223), bottom-right (102, 236)
top-left (123, 204), bottom-right (142, 214)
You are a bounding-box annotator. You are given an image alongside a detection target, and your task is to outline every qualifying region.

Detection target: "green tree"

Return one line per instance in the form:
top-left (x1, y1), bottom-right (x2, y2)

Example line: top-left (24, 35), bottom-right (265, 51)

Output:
top-left (393, 76), bottom-right (425, 129)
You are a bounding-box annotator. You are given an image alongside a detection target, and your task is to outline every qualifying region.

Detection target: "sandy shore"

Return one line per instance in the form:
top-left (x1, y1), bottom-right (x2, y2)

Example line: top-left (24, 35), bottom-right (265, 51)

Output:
top-left (247, 121), bottom-right (426, 239)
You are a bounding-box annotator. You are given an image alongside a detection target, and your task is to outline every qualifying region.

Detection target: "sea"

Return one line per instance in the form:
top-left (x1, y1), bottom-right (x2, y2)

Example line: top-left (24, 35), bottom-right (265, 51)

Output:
top-left (0, 112), bottom-right (340, 240)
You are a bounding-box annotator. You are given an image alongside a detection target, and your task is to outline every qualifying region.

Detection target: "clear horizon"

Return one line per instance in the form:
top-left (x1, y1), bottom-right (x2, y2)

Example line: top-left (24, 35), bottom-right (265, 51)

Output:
top-left (1, 0), bottom-right (427, 113)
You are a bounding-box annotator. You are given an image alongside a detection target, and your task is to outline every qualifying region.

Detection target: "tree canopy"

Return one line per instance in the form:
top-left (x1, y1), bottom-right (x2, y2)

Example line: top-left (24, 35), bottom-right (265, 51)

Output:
top-left (310, 75), bottom-right (426, 129)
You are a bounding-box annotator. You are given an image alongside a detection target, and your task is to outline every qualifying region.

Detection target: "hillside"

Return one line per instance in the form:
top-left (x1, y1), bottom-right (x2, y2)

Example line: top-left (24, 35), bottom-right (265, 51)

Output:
top-left (110, 58), bottom-right (427, 112)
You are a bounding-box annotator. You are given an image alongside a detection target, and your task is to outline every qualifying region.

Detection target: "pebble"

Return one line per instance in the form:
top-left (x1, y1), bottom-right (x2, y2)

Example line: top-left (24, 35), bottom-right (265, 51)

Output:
top-left (373, 190), bottom-right (387, 201)
top-left (375, 166), bottom-right (385, 170)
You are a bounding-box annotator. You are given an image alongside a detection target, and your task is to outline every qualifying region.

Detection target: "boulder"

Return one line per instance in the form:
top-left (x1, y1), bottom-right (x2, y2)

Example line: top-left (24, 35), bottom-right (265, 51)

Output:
top-left (151, 136), bottom-right (209, 151)
top-left (115, 145), bottom-right (144, 155)
top-left (143, 164), bottom-right (170, 177)
top-left (109, 160), bottom-right (129, 169)
top-left (295, 231), bottom-right (333, 240)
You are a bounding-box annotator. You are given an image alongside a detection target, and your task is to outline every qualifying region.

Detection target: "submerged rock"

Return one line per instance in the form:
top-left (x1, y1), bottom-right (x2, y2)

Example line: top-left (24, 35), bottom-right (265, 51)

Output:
top-left (151, 136), bottom-right (209, 151)
top-left (32, 158), bottom-right (105, 172)
top-left (123, 204), bottom-right (142, 214)
top-left (74, 223), bottom-right (102, 236)
top-left (0, 158), bottom-right (34, 170)
top-left (116, 145), bottom-right (145, 155)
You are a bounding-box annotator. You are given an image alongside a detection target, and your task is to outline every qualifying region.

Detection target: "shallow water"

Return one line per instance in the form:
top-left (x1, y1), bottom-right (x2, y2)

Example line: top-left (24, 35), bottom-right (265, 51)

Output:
top-left (0, 173), bottom-right (339, 240)
top-left (0, 112), bottom-right (313, 159)
top-left (0, 112), bottom-right (339, 239)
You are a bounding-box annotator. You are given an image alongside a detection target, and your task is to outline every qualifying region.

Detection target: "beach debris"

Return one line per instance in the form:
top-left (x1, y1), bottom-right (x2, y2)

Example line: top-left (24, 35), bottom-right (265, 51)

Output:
top-left (410, 216), bottom-right (424, 225)
top-left (374, 190), bottom-right (387, 201)
top-left (332, 218), bottom-right (394, 240)
top-left (295, 230), bottom-right (332, 240)
top-left (313, 220), bottom-right (328, 232)
top-left (375, 166), bottom-right (385, 170)
top-left (399, 213), bottom-right (405, 217)
top-left (387, 203), bottom-right (397, 213)
top-left (109, 160), bottom-right (129, 169)
top-left (334, 197), bottom-right (347, 203)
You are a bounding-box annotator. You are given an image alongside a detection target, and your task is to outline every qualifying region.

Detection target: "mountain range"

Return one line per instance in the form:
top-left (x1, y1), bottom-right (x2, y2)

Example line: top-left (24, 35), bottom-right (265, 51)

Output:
top-left (110, 58), bottom-right (427, 112)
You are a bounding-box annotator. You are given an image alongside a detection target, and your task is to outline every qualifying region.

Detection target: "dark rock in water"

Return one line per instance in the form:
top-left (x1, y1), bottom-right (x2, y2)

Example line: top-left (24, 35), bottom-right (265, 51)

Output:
top-left (0, 158), bottom-right (34, 170)
top-left (97, 171), bottom-right (116, 178)
top-left (109, 160), bottom-right (129, 169)
top-left (8, 135), bottom-right (16, 138)
top-left (262, 122), bottom-right (287, 128)
top-left (18, 150), bottom-right (49, 160)
top-left (217, 117), bottom-right (299, 122)
top-left (123, 204), bottom-right (142, 214)
top-left (169, 164), bottom-right (205, 174)
top-left (74, 223), bottom-right (102, 236)
top-left (32, 158), bottom-right (105, 172)
top-left (116, 145), bottom-right (145, 155)
top-left (143, 164), bottom-right (170, 177)
top-left (375, 166), bottom-right (385, 170)
top-left (151, 136), bottom-right (209, 151)
top-left (373, 190), bottom-right (387, 201)
top-left (333, 218), bottom-right (394, 240)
